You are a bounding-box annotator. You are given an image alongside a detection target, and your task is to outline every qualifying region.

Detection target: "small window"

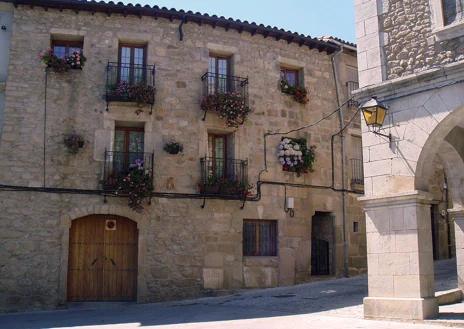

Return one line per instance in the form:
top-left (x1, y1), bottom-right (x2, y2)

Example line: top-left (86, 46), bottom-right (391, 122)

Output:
top-left (350, 136), bottom-right (363, 185)
top-left (353, 222), bottom-right (359, 233)
top-left (51, 40), bottom-right (83, 59)
top-left (243, 220), bottom-right (277, 256)
top-left (280, 67), bottom-right (298, 86)
top-left (443, 0), bottom-right (464, 26)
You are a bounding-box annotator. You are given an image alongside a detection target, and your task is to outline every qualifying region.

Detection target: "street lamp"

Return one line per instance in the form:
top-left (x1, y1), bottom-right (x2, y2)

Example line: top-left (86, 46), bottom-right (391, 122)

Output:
top-left (360, 96), bottom-right (392, 147)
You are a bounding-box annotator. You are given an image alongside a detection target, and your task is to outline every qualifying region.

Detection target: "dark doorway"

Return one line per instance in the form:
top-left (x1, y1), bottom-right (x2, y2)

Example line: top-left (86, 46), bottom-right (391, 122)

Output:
top-left (311, 212), bottom-right (334, 276)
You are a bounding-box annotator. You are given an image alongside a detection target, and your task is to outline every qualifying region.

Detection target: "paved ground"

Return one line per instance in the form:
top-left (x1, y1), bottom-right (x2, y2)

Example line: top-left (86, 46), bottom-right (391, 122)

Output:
top-left (0, 259), bottom-right (462, 329)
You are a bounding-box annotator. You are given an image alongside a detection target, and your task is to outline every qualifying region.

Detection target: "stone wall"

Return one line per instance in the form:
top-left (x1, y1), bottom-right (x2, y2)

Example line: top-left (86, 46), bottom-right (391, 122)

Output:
top-left (0, 5), bottom-right (364, 312)
top-left (380, 0), bottom-right (464, 79)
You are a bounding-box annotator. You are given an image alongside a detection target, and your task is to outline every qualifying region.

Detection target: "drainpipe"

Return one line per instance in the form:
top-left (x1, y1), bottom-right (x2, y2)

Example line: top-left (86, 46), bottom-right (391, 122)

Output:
top-left (330, 40), bottom-right (348, 278)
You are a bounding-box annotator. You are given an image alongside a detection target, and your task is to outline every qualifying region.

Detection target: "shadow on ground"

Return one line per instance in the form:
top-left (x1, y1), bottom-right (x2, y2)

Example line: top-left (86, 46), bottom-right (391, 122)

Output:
top-left (0, 258), bottom-right (459, 329)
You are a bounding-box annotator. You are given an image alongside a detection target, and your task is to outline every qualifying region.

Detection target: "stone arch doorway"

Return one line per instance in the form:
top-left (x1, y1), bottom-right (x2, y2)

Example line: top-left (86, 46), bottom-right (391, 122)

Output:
top-left (67, 215), bottom-right (138, 301)
top-left (359, 88), bottom-right (464, 320)
top-left (58, 205), bottom-right (148, 306)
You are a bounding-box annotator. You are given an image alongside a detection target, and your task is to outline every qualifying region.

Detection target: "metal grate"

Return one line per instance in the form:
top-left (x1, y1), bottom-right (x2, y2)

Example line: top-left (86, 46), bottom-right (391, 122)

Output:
top-left (350, 158), bottom-right (364, 185)
top-left (199, 157), bottom-right (248, 195)
top-left (103, 151), bottom-right (154, 190)
top-left (201, 72), bottom-right (249, 107)
top-left (311, 239), bottom-right (330, 275)
top-left (106, 62), bottom-right (156, 103)
top-left (346, 81), bottom-right (359, 107)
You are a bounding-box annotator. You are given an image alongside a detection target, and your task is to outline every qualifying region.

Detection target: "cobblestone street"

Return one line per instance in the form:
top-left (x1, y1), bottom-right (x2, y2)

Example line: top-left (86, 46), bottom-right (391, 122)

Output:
top-left (1, 259), bottom-right (461, 329)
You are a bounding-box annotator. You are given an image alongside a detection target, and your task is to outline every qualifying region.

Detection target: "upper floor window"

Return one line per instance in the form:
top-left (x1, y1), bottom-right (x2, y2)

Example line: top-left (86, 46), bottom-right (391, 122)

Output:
top-left (280, 67), bottom-right (298, 86)
top-left (52, 40), bottom-right (83, 59)
top-left (443, 0), bottom-right (464, 26)
top-left (208, 54), bottom-right (230, 93)
top-left (119, 44), bottom-right (146, 85)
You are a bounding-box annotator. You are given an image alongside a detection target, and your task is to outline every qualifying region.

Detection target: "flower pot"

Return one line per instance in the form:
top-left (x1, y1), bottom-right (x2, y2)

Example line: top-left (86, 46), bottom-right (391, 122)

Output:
top-left (169, 148), bottom-right (179, 155)
top-left (77, 141), bottom-right (85, 148)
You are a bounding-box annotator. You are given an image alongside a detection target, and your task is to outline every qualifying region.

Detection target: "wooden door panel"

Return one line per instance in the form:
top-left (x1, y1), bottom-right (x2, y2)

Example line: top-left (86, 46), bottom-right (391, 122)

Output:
top-left (103, 218), bottom-right (138, 301)
top-left (68, 216), bottom-right (104, 301)
top-left (68, 215), bottom-right (138, 302)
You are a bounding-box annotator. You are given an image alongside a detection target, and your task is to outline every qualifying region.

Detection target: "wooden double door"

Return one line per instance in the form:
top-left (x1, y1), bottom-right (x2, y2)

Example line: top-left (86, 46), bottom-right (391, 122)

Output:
top-left (68, 215), bottom-right (138, 301)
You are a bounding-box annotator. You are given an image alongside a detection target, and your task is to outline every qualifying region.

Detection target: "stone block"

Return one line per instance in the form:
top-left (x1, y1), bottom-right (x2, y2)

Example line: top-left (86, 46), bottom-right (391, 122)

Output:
top-left (243, 266), bottom-right (275, 288)
top-left (204, 252), bottom-right (224, 268)
top-left (364, 297), bottom-right (438, 320)
top-left (378, 253), bottom-right (410, 276)
top-left (368, 275), bottom-right (394, 297)
top-left (202, 268), bottom-right (223, 290)
top-left (395, 231), bottom-right (419, 252)
top-left (278, 248), bottom-right (295, 286)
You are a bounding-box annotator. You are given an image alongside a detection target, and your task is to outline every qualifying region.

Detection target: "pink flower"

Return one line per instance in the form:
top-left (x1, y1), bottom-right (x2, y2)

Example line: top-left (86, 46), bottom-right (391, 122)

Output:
top-left (47, 47), bottom-right (51, 51)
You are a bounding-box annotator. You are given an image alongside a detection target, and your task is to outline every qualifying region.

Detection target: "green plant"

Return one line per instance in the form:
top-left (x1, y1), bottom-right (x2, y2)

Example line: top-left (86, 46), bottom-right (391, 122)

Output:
top-left (39, 47), bottom-right (87, 72)
top-left (280, 79), bottom-right (310, 105)
top-left (117, 165), bottom-right (153, 213)
top-left (277, 138), bottom-right (316, 175)
top-left (64, 134), bottom-right (85, 155)
top-left (39, 47), bottom-right (67, 72)
top-left (163, 141), bottom-right (184, 154)
top-left (196, 175), bottom-right (254, 198)
top-left (107, 81), bottom-right (156, 115)
top-left (200, 91), bottom-right (250, 128)
top-left (66, 49), bottom-right (87, 69)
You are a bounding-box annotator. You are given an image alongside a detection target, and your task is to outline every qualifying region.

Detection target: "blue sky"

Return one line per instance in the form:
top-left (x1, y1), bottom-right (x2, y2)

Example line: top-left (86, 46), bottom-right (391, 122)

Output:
top-left (128, 0), bottom-right (356, 43)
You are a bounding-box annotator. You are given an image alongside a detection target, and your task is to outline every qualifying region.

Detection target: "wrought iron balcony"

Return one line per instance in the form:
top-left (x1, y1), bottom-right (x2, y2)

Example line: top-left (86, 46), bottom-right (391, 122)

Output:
top-left (200, 72), bottom-right (249, 121)
top-left (102, 151), bottom-right (154, 190)
top-left (199, 157), bottom-right (248, 196)
top-left (346, 81), bottom-right (359, 107)
top-left (350, 158), bottom-right (364, 185)
top-left (106, 62), bottom-right (156, 111)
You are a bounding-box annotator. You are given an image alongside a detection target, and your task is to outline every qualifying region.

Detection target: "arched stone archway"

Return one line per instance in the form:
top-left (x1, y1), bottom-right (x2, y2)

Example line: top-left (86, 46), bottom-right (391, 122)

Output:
top-left (359, 85), bottom-right (464, 320)
top-left (58, 205), bottom-right (149, 305)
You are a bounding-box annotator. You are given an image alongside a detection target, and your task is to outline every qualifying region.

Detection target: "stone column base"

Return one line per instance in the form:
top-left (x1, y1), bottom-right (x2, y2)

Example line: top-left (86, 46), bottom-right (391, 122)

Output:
top-left (364, 297), bottom-right (438, 320)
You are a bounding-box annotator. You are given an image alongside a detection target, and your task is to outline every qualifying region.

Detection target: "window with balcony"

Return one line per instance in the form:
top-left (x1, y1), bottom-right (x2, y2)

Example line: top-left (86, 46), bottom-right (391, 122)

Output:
top-left (198, 133), bottom-right (248, 196)
top-left (103, 126), bottom-right (153, 189)
top-left (106, 44), bottom-right (155, 112)
top-left (201, 54), bottom-right (249, 125)
top-left (243, 220), bottom-right (277, 256)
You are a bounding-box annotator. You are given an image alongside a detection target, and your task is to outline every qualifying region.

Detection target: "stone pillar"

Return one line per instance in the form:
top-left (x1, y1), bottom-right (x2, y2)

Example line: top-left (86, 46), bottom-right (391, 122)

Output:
top-left (452, 211), bottom-right (464, 293)
top-left (359, 191), bottom-right (438, 320)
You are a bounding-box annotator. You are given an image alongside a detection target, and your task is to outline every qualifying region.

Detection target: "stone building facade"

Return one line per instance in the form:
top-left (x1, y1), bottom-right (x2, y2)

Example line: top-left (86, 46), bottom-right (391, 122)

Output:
top-left (0, 0), bottom-right (364, 312)
top-left (355, 0), bottom-right (463, 321)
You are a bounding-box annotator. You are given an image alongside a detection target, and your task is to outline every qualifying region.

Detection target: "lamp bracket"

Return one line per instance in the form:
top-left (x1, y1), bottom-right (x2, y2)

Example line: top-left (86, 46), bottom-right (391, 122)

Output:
top-left (373, 131), bottom-right (392, 148)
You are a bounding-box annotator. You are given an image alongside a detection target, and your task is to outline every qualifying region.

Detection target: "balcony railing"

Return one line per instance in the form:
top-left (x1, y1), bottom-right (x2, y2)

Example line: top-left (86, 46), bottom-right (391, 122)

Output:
top-left (102, 151), bottom-right (154, 190)
top-left (199, 157), bottom-right (248, 196)
top-left (200, 72), bottom-right (249, 120)
top-left (350, 158), bottom-right (364, 185)
top-left (106, 62), bottom-right (156, 110)
top-left (346, 81), bottom-right (359, 107)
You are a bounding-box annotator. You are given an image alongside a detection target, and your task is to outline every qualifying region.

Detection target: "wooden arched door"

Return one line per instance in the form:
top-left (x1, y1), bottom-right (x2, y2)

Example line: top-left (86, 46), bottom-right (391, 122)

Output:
top-left (67, 215), bottom-right (138, 301)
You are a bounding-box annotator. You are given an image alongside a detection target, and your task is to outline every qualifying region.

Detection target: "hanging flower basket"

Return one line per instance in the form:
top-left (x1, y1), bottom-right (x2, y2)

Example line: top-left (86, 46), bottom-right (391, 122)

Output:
top-left (39, 47), bottom-right (87, 72)
top-left (277, 138), bottom-right (316, 175)
top-left (200, 91), bottom-right (250, 128)
top-left (280, 79), bottom-right (310, 105)
top-left (163, 141), bottom-right (184, 155)
top-left (64, 134), bottom-right (85, 155)
top-left (106, 81), bottom-right (156, 115)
